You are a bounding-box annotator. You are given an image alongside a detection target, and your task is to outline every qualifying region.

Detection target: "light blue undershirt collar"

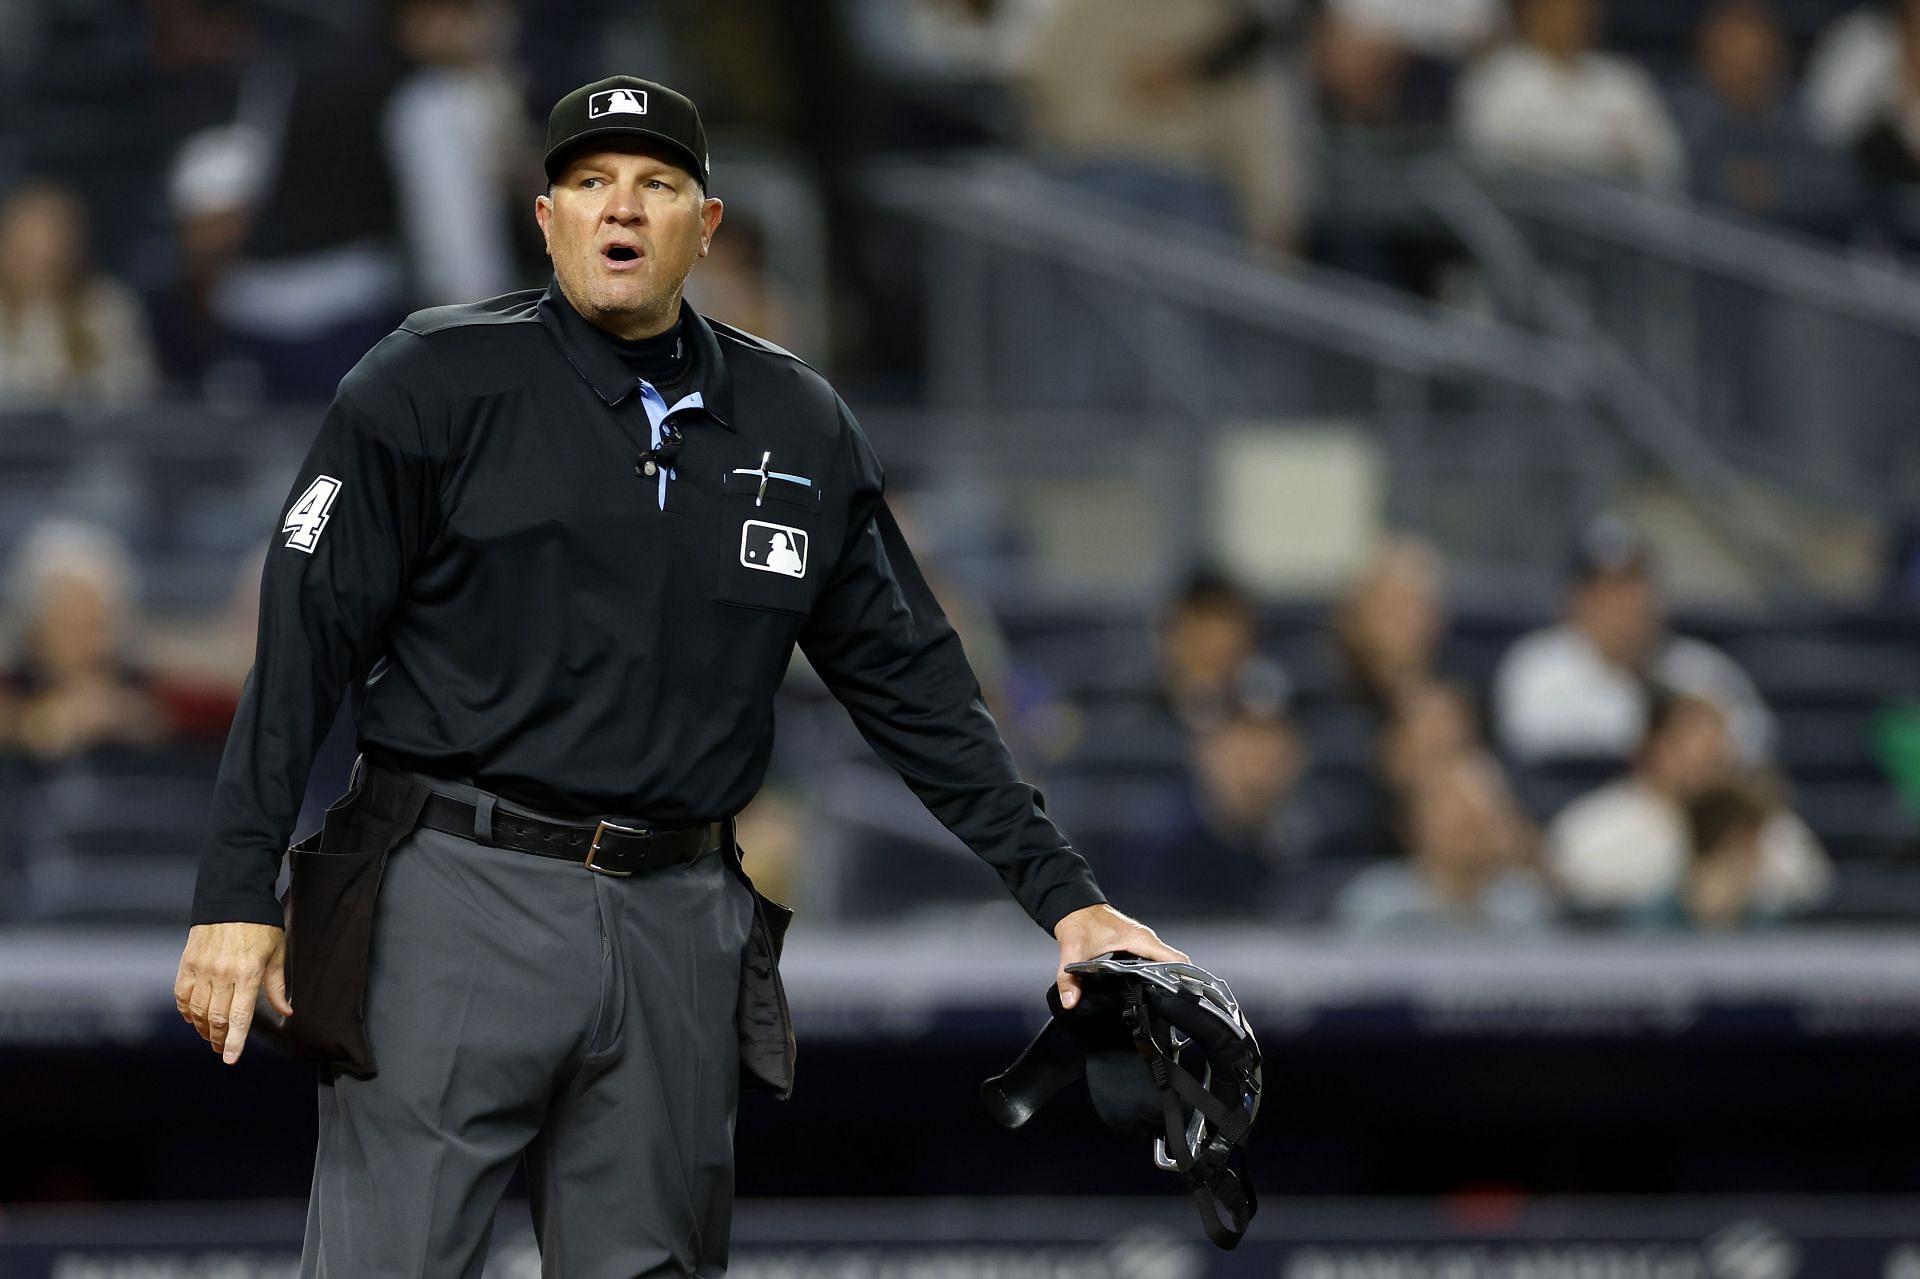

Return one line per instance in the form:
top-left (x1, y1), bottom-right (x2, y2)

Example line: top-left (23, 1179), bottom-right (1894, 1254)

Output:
top-left (636, 380), bottom-right (704, 511)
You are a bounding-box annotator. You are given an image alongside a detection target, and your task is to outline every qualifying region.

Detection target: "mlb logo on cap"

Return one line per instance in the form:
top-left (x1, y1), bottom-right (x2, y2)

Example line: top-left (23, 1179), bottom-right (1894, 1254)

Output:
top-left (589, 88), bottom-right (648, 118)
top-left (544, 75), bottom-right (710, 186)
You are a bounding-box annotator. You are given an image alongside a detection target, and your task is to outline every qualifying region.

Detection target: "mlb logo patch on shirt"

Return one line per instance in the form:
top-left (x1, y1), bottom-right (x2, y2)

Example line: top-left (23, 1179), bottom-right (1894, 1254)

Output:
top-left (740, 520), bottom-right (807, 578)
top-left (589, 88), bottom-right (648, 118)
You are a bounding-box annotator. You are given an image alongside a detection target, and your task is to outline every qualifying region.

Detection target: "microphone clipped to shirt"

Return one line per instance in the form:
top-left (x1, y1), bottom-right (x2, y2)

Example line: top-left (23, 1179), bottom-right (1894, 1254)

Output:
top-left (635, 420), bottom-right (686, 478)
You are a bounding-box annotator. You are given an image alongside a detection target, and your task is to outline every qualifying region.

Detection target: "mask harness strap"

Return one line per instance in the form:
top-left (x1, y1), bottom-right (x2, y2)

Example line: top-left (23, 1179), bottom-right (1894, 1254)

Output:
top-left (1121, 986), bottom-right (1257, 1249)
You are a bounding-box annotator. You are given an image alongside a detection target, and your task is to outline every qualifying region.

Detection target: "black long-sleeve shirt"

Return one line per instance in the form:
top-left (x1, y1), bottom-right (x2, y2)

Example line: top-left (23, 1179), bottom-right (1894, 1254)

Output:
top-left (192, 280), bottom-right (1106, 932)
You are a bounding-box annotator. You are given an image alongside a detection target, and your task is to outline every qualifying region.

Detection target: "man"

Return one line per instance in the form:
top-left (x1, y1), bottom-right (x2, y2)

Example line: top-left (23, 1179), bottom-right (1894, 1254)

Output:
top-left (1670, 0), bottom-right (1855, 228)
top-left (1491, 517), bottom-right (1775, 763)
top-left (1155, 567), bottom-right (1291, 733)
top-left (174, 75), bottom-right (1179, 1276)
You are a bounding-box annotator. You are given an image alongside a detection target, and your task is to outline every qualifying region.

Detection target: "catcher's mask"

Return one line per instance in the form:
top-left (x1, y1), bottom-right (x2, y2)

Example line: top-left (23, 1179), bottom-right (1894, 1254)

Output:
top-left (980, 952), bottom-right (1261, 1249)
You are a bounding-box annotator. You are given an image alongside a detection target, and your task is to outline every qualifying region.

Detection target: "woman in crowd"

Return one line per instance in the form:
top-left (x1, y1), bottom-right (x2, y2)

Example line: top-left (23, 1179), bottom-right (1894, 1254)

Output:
top-left (0, 181), bottom-right (158, 411)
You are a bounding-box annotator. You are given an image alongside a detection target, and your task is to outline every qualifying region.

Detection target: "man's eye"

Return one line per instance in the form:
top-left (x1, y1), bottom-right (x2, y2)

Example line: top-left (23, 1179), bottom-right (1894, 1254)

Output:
top-left (581, 177), bottom-right (604, 188)
top-left (647, 179), bottom-right (666, 190)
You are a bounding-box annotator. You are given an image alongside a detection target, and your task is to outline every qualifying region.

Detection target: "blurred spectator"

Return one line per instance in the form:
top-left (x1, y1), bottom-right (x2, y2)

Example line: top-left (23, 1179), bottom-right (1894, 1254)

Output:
top-left (384, 0), bottom-right (532, 305)
top-left (1314, 11), bottom-right (1417, 137)
top-left (1378, 678), bottom-right (1481, 797)
top-left (1021, 0), bottom-right (1304, 247)
top-left (1341, 676), bottom-right (1488, 864)
top-left (1324, 537), bottom-right (1467, 862)
top-left (1332, 535), bottom-right (1449, 715)
top-left (1455, 0), bottom-right (1685, 188)
top-left (214, 0), bottom-right (530, 401)
top-left (147, 125), bottom-right (269, 398)
top-left (843, 0), bottom-right (1059, 144)
top-left (1803, 0), bottom-right (1910, 148)
top-left (1670, 0), bottom-right (1858, 230)
top-left (1105, 700), bottom-right (1334, 916)
top-left (684, 211), bottom-right (802, 353)
top-left (1157, 568), bottom-right (1291, 733)
top-left (0, 180), bottom-right (159, 411)
top-left (1492, 518), bottom-right (1775, 763)
top-left (1, 520), bottom-right (168, 762)
top-left (212, 26), bottom-right (409, 400)
top-left (1545, 690), bottom-right (1830, 914)
top-left (1333, 752), bottom-right (1554, 934)
top-left (1633, 776), bottom-right (1776, 931)
top-left (1853, 0), bottom-right (1920, 242)
top-left (1307, 13), bottom-right (1463, 288)
top-left (1328, 0), bottom-right (1503, 60)
top-left (1313, 4), bottom-right (1491, 140)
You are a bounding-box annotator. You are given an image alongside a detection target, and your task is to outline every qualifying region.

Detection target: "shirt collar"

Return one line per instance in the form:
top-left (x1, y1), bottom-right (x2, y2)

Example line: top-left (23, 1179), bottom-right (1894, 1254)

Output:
top-left (538, 277), bottom-right (735, 429)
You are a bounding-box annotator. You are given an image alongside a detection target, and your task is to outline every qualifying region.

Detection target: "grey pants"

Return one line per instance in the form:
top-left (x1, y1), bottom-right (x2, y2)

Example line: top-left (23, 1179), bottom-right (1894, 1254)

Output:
top-left (298, 811), bottom-right (754, 1278)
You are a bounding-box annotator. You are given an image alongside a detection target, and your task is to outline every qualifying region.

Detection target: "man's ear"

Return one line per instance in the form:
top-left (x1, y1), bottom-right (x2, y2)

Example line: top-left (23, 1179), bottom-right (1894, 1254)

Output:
top-left (698, 196), bottom-right (725, 257)
top-left (534, 192), bottom-right (553, 254)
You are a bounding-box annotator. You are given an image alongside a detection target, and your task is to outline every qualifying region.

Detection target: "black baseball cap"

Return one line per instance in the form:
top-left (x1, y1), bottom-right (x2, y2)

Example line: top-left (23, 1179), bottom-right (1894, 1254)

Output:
top-left (543, 75), bottom-right (710, 189)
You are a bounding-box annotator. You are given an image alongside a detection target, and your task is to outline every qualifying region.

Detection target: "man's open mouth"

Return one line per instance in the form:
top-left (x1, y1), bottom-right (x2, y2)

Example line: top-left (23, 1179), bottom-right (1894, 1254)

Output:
top-left (604, 245), bottom-right (640, 262)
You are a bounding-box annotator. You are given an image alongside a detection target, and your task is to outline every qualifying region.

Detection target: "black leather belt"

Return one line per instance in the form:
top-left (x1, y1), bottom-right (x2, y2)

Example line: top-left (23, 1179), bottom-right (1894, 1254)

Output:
top-left (416, 792), bottom-right (724, 878)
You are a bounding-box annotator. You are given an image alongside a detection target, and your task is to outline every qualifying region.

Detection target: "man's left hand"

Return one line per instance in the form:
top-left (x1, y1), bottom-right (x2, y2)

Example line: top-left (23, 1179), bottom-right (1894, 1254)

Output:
top-left (1052, 903), bottom-right (1187, 1009)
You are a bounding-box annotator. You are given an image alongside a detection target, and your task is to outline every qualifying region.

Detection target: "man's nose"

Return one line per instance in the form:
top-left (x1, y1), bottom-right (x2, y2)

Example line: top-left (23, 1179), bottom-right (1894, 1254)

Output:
top-left (604, 193), bottom-right (644, 224)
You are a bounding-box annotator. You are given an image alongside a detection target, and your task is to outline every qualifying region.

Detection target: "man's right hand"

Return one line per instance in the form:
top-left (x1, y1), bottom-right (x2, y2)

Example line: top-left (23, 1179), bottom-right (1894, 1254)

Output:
top-left (175, 922), bottom-right (292, 1065)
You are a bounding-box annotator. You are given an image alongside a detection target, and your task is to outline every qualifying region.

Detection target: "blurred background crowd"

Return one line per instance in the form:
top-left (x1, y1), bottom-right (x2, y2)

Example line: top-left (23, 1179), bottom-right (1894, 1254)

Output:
top-left (1, 0), bottom-right (1918, 940)
top-left (7, 0), bottom-right (1920, 1257)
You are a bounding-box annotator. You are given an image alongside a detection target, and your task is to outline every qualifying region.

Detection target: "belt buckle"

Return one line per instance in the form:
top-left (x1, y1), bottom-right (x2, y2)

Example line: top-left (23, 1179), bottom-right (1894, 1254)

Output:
top-left (587, 819), bottom-right (643, 877)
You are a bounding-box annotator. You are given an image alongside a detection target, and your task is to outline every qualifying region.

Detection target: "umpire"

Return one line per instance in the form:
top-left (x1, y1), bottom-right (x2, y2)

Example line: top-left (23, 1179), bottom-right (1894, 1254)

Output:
top-left (174, 75), bottom-right (1183, 1276)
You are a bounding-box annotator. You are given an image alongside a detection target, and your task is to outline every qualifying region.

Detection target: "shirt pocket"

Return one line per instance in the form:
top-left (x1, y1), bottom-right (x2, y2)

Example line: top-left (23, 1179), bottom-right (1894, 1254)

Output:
top-left (715, 470), bottom-right (825, 616)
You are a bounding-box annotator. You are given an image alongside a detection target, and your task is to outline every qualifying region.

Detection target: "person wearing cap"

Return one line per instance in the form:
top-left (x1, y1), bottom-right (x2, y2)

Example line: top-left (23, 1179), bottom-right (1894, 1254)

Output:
top-left (173, 75), bottom-right (1180, 1275)
top-left (1490, 516), bottom-right (1776, 764)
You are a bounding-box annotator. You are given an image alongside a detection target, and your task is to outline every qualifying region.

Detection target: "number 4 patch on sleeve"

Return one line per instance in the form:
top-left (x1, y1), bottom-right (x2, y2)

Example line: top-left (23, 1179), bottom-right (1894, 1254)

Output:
top-left (282, 475), bottom-right (343, 553)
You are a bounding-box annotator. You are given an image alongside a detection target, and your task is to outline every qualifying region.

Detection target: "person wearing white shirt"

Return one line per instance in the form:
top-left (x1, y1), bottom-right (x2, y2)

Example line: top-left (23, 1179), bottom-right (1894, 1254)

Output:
top-left (1492, 519), bottom-right (1776, 763)
top-left (382, 0), bottom-right (526, 307)
top-left (1455, 0), bottom-right (1686, 188)
top-left (1546, 691), bottom-right (1830, 913)
top-left (1331, 0), bottom-right (1504, 59)
top-left (1801, 2), bottom-right (1906, 147)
